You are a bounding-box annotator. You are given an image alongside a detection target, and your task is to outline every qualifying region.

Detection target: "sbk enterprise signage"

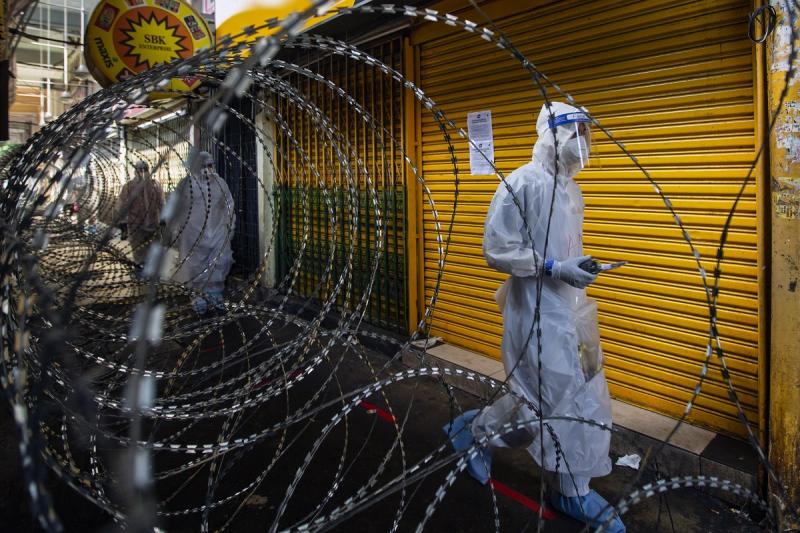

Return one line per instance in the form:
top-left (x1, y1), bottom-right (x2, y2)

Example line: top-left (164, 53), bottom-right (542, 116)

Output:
top-left (84, 0), bottom-right (214, 95)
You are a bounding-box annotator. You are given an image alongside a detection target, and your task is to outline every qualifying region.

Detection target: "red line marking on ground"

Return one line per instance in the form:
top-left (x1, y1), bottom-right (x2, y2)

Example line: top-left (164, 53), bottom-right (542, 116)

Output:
top-left (252, 369), bottom-right (302, 391)
top-left (348, 394), bottom-right (552, 519)
top-left (200, 345), bottom-right (221, 353)
top-left (489, 479), bottom-right (556, 520)
top-left (359, 401), bottom-right (397, 423)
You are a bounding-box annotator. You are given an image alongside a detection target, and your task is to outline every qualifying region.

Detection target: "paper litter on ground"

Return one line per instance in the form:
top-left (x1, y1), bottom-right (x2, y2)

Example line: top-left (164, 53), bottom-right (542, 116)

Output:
top-left (615, 453), bottom-right (641, 470)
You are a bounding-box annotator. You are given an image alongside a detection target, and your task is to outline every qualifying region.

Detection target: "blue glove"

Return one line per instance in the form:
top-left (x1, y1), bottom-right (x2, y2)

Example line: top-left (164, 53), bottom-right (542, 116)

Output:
top-left (545, 254), bottom-right (597, 289)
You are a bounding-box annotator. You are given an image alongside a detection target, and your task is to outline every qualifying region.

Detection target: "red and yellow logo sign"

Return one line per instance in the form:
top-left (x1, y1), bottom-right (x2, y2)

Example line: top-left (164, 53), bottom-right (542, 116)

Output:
top-left (85, 0), bottom-right (213, 95)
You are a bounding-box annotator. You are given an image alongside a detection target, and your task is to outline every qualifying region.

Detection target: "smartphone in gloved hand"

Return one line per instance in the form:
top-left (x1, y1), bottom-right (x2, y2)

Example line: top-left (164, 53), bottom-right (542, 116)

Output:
top-left (579, 258), bottom-right (626, 274)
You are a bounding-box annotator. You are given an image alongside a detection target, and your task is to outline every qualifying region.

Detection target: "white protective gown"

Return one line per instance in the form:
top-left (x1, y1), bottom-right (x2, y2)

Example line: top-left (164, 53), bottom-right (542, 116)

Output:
top-left (171, 169), bottom-right (235, 294)
top-left (471, 104), bottom-right (613, 479)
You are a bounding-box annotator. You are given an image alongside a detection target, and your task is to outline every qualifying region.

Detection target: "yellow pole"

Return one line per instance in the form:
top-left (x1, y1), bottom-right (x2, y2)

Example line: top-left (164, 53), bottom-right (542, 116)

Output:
top-left (767, 2), bottom-right (800, 524)
top-left (754, 0), bottom-right (769, 453)
top-left (403, 36), bottom-right (423, 335)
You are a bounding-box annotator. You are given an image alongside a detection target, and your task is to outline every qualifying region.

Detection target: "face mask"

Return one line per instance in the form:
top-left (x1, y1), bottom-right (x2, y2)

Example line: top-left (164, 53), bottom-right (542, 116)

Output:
top-left (561, 136), bottom-right (589, 170)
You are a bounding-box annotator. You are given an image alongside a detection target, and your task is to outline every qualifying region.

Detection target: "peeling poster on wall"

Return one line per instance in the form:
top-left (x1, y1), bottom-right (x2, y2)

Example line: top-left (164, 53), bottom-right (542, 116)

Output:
top-left (776, 102), bottom-right (800, 170)
top-left (774, 176), bottom-right (800, 219)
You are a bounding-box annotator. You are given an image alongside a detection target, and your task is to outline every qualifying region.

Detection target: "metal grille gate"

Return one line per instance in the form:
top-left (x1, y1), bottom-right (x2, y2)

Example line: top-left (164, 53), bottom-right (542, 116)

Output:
top-left (125, 111), bottom-right (192, 193)
top-left (204, 94), bottom-right (261, 275)
top-left (125, 102), bottom-right (262, 277)
top-left (275, 38), bottom-right (407, 333)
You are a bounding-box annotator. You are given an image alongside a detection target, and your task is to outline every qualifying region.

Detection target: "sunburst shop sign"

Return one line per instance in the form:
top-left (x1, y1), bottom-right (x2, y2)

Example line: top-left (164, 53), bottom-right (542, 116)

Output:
top-left (85, 0), bottom-right (213, 94)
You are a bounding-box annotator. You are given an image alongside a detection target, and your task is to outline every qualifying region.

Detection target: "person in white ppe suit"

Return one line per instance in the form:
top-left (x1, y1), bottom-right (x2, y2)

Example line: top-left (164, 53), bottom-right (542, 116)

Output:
top-left (69, 166), bottom-right (95, 231)
top-left (170, 151), bottom-right (235, 314)
top-left (443, 102), bottom-right (625, 532)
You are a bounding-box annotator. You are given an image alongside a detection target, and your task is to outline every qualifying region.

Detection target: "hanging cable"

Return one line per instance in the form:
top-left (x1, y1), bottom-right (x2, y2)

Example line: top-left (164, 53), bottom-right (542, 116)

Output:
top-left (748, 4), bottom-right (777, 43)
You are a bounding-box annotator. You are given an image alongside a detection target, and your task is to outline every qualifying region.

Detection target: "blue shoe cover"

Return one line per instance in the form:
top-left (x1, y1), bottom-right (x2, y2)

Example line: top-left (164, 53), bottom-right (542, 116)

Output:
top-left (442, 409), bottom-right (492, 485)
top-left (193, 297), bottom-right (208, 315)
top-left (442, 410), bottom-right (477, 452)
top-left (549, 490), bottom-right (625, 532)
top-left (207, 290), bottom-right (225, 310)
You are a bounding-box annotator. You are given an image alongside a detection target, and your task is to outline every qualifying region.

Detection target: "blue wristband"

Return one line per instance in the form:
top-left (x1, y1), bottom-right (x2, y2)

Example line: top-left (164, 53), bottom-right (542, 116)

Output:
top-left (544, 258), bottom-right (554, 276)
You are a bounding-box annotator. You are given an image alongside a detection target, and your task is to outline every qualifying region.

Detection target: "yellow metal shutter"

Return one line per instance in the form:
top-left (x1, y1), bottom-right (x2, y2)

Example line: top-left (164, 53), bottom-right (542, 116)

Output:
top-left (414, 0), bottom-right (763, 437)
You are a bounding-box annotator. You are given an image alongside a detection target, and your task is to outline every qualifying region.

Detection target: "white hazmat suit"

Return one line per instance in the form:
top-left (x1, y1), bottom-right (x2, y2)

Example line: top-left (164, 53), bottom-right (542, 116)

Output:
top-left (444, 102), bottom-right (624, 532)
top-left (473, 101), bottom-right (612, 481)
top-left (170, 151), bottom-right (235, 313)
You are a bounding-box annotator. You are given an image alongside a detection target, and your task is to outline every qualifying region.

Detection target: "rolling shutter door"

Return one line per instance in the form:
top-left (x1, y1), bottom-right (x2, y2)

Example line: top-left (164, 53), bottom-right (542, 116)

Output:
top-left (415, 0), bottom-right (762, 436)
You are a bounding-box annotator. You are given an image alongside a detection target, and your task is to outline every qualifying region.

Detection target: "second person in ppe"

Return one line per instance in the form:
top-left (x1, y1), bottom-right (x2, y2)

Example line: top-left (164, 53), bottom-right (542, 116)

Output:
top-left (116, 160), bottom-right (164, 265)
top-left (169, 151), bottom-right (235, 314)
top-left (443, 102), bottom-right (625, 532)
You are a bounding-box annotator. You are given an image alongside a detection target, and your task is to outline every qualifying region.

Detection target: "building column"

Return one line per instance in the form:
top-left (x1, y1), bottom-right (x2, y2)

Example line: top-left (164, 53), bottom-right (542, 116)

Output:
top-left (256, 93), bottom-right (276, 287)
top-left (767, 1), bottom-right (800, 524)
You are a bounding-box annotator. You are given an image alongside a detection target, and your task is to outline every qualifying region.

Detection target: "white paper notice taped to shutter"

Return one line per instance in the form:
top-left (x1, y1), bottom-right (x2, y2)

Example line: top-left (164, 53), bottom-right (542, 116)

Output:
top-left (468, 110), bottom-right (494, 175)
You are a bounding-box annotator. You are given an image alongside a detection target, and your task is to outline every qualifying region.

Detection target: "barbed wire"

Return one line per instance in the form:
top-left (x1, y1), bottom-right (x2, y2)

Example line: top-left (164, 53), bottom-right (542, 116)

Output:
top-left (0, 1), bottom-right (797, 532)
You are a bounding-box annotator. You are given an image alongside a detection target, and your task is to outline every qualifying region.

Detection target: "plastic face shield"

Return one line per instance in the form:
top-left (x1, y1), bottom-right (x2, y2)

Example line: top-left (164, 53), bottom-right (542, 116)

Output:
top-left (548, 111), bottom-right (593, 169)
